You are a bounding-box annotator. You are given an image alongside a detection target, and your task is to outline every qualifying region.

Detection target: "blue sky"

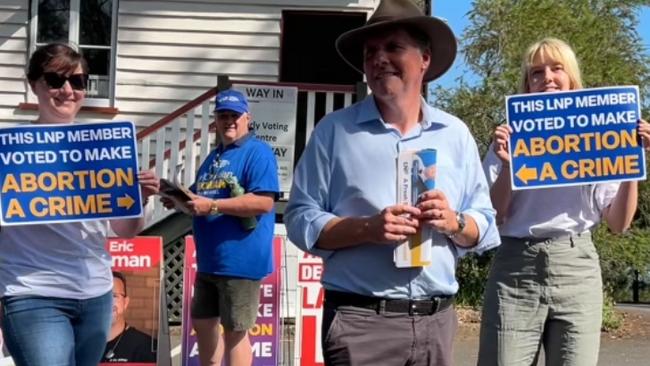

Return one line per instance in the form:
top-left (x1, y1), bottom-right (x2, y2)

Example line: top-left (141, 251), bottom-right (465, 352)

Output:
top-left (429, 2), bottom-right (650, 90)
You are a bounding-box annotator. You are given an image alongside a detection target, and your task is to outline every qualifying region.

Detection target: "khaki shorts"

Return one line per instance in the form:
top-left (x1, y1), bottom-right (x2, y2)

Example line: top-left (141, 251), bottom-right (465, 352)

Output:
top-left (191, 273), bottom-right (261, 332)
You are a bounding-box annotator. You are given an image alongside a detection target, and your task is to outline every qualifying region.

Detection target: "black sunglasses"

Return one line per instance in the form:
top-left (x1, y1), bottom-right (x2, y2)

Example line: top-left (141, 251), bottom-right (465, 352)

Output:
top-left (43, 72), bottom-right (89, 91)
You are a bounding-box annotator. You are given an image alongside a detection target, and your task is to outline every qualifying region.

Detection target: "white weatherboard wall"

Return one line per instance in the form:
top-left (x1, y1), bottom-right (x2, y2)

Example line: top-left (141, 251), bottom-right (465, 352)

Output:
top-left (112, 0), bottom-right (376, 128)
top-left (0, 0), bottom-right (376, 128)
top-left (0, 0), bottom-right (29, 124)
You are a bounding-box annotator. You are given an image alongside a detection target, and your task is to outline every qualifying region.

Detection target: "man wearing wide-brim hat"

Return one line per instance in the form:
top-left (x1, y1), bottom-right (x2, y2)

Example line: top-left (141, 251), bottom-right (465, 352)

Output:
top-left (285, 0), bottom-right (500, 365)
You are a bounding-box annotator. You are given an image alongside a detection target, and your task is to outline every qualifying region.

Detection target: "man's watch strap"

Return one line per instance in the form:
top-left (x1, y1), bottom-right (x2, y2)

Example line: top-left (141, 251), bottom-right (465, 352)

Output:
top-left (448, 211), bottom-right (466, 239)
top-left (209, 200), bottom-right (219, 215)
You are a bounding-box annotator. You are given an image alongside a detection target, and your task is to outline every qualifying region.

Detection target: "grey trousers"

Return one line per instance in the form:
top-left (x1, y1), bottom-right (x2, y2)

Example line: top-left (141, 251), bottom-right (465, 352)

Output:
top-left (478, 233), bottom-right (603, 366)
top-left (321, 302), bottom-right (457, 366)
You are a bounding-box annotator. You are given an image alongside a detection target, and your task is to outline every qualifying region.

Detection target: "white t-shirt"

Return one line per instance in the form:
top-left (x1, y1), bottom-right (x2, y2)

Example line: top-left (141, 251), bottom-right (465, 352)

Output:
top-left (483, 145), bottom-right (619, 238)
top-left (0, 220), bottom-right (113, 299)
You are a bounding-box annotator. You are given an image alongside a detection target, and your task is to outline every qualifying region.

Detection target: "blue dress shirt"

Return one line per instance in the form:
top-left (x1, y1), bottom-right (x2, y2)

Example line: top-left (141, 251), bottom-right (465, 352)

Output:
top-left (285, 96), bottom-right (500, 299)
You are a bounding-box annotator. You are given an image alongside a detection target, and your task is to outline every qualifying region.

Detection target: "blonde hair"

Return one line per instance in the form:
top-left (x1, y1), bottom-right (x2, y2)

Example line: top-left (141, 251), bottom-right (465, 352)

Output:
top-left (519, 37), bottom-right (583, 93)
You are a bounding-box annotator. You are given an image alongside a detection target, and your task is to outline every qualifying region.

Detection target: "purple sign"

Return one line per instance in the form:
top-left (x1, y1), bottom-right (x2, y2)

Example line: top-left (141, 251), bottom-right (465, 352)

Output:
top-left (181, 236), bottom-right (282, 366)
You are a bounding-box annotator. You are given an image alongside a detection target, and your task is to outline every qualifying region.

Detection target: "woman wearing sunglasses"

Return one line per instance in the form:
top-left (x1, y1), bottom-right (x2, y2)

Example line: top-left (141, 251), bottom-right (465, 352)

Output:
top-left (0, 43), bottom-right (159, 366)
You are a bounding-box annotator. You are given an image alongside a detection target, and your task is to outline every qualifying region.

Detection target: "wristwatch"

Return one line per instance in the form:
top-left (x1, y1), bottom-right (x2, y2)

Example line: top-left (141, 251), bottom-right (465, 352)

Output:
top-left (448, 211), bottom-right (466, 238)
top-left (209, 200), bottom-right (219, 215)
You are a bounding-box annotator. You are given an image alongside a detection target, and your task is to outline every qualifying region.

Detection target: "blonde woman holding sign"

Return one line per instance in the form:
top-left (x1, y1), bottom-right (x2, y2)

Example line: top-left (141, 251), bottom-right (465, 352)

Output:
top-left (0, 43), bottom-right (159, 366)
top-left (479, 37), bottom-right (650, 366)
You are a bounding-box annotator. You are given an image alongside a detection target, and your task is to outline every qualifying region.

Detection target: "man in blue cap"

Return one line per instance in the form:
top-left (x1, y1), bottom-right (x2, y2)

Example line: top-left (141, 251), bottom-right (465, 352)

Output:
top-left (163, 89), bottom-right (279, 366)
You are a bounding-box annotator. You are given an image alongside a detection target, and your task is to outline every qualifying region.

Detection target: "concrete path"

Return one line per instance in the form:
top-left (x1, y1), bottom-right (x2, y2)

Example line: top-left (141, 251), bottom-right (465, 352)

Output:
top-left (454, 331), bottom-right (649, 366)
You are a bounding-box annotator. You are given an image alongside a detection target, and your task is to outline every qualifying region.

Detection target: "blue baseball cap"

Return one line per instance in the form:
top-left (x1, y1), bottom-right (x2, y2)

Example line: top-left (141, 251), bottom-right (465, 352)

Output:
top-left (214, 89), bottom-right (249, 115)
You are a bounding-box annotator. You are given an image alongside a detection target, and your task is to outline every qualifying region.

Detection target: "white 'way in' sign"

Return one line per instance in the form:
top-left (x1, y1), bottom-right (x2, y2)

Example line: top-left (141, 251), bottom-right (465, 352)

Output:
top-left (234, 84), bottom-right (298, 194)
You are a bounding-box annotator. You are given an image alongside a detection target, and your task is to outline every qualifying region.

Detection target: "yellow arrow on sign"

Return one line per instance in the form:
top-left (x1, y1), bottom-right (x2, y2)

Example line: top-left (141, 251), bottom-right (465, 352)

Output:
top-left (516, 165), bottom-right (538, 184)
top-left (117, 194), bottom-right (135, 210)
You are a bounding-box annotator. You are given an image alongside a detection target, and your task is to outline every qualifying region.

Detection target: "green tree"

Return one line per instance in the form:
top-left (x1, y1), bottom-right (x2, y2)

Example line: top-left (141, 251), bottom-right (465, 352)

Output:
top-left (432, 0), bottom-right (650, 309)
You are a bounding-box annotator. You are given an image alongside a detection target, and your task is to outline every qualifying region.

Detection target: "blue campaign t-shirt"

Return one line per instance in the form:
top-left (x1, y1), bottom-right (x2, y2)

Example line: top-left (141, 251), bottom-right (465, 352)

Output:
top-left (192, 134), bottom-right (279, 280)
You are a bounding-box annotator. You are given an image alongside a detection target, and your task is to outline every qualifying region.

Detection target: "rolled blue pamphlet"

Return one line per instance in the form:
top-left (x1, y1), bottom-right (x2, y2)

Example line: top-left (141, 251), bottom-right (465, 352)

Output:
top-left (413, 149), bottom-right (437, 202)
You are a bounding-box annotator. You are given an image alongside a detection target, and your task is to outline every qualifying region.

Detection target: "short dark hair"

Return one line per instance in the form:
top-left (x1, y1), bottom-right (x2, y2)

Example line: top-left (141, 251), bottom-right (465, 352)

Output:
top-left (112, 271), bottom-right (128, 296)
top-left (26, 43), bottom-right (88, 82)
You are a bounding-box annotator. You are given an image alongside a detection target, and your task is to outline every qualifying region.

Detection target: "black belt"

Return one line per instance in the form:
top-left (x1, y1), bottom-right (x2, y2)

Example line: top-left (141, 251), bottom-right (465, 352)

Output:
top-left (503, 232), bottom-right (589, 246)
top-left (324, 290), bottom-right (454, 316)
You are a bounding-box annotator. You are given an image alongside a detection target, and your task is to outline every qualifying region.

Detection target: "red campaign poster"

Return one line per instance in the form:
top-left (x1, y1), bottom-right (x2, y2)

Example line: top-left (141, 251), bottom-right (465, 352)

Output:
top-left (0, 237), bottom-right (163, 366)
top-left (295, 252), bottom-right (324, 366)
top-left (181, 236), bottom-right (282, 366)
top-left (102, 236), bottom-right (163, 365)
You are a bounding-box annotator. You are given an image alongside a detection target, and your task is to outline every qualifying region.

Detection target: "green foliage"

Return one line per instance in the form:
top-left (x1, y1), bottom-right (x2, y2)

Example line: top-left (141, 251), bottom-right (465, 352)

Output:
top-left (432, 0), bottom-right (650, 225)
top-left (463, 0), bottom-right (649, 92)
top-left (602, 292), bottom-right (624, 331)
top-left (594, 226), bottom-right (650, 301)
top-left (636, 158), bottom-right (650, 227)
top-left (455, 251), bottom-right (494, 308)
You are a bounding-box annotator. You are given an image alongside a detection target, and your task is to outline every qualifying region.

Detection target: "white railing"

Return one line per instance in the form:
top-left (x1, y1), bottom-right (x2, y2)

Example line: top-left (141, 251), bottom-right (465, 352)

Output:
top-left (138, 77), bottom-right (361, 226)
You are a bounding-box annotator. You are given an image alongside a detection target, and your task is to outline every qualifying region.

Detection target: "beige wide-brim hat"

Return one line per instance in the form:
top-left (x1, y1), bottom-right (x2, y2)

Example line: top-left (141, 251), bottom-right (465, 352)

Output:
top-left (335, 0), bottom-right (457, 82)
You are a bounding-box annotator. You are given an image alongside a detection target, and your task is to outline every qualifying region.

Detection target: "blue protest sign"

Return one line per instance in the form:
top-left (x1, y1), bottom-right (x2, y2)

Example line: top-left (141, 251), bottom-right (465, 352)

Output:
top-left (507, 86), bottom-right (646, 190)
top-left (0, 121), bottom-right (142, 225)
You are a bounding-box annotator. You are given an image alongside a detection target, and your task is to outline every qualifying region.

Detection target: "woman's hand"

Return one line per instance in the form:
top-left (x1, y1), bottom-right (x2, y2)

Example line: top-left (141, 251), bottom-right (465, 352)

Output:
top-left (639, 119), bottom-right (650, 151)
top-left (493, 125), bottom-right (513, 164)
top-left (137, 170), bottom-right (159, 200)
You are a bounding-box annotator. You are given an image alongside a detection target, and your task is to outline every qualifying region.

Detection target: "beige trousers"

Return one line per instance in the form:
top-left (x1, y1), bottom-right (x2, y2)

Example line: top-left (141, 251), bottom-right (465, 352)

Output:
top-left (478, 233), bottom-right (603, 366)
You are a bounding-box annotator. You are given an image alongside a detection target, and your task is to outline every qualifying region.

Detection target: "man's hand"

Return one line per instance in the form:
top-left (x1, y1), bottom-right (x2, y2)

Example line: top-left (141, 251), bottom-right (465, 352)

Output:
top-left (366, 204), bottom-right (421, 244)
top-left (415, 190), bottom-right (458, 235)
top-left (160, 192), bottom-right (214, 215)
top-left (185, 195), bottom-right (215, 216)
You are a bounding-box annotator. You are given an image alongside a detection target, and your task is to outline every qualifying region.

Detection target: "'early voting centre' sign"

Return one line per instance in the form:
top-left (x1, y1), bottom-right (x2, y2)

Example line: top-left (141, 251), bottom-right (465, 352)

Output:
top-left (234, 84), bottom-right (298, 195)
top-left (0, 121), bottom-right (142, 225)
top-left (507, 86), bottom-right (646, 190)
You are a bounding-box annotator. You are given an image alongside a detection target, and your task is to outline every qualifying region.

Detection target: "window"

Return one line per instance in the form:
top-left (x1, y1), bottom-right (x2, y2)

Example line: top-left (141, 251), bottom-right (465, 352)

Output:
top-left (30, 0), bottom-right (117, 106)
top-left (280, 11), bottom-right (366, 85)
